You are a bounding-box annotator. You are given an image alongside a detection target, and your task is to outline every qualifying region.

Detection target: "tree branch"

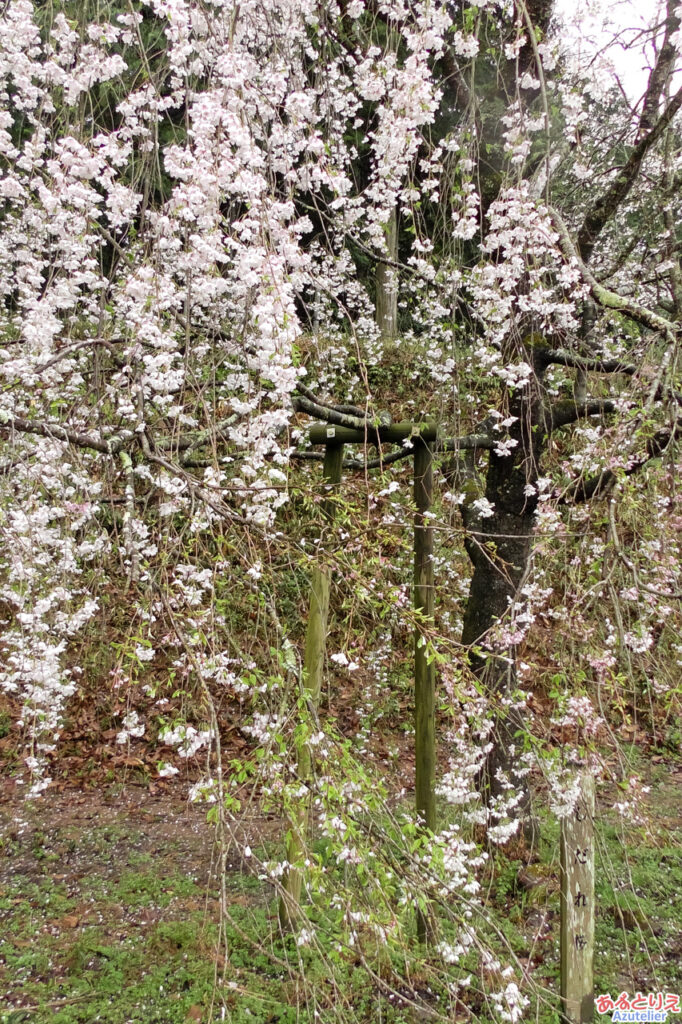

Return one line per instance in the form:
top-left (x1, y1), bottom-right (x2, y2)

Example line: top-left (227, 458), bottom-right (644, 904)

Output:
top-left (1, 414), bottom-right (127, 454)
top-left (576, 82), bottom-right (682, 262)
top-left (550, 208), bottom-right (679, 340)
top-left (292, 394), bottom-right (371, 431)
top-left (35, 338), bottom-right (126, 374)
top-left (561, 422), bottom-right (682, 503)
top-left (639, 0), bottom-right (681, 137)
top-left (156, 415), bottom-right (240, 455)
top-left (547, 398), bottom-right (618, 431)
top-left (541, 350), bottom-right (636, 375)
top-left (593, 234), bottom-right (642, 283)
top-left (295, 381), bottom-right (366, 419)
top-left (607, 497), bottom-right (682, 599)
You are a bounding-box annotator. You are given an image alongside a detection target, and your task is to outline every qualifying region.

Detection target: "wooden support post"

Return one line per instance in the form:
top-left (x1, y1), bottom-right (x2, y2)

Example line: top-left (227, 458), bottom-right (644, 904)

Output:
top-left (279, 440), bottom-right (344, 931)
top-left (560, 773), bottom-right (595, 1024)
top-left (376, 206), bottom-right (399, 343)
top-left (413, 438), bottom-right (436, 943)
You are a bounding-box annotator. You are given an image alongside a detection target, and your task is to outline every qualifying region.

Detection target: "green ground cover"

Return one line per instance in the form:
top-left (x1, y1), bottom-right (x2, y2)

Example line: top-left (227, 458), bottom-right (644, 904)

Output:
top-left (1, 765), bottom-right (680, 1024)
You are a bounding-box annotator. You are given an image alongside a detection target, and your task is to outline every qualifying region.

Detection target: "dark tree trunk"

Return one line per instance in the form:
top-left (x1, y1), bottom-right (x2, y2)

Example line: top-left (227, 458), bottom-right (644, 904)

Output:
top-left (461, 360), bottom-right (547, 831)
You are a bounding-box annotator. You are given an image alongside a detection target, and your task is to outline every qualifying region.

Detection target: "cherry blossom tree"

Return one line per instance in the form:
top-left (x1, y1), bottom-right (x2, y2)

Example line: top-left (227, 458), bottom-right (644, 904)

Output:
top-left (1, 0), bottom-right (681, 1012)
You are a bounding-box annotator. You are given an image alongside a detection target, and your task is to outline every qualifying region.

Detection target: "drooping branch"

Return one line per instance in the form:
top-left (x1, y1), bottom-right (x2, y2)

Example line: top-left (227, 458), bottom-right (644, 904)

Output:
top-left (607, 498), bottom-right (682, 599)
top-left (561, 422), bottom-right (682, 503)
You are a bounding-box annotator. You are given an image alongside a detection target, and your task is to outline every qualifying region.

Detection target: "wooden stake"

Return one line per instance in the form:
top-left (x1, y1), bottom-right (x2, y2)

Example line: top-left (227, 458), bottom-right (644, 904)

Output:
top-left (279, 441), bottom-right (344, 931)
top-left (560, 773), bottom-right (595, 1024)
top-left (375, 206), bottom-right (399, 342)
top-left (414, 438), bottom-right (436, 942)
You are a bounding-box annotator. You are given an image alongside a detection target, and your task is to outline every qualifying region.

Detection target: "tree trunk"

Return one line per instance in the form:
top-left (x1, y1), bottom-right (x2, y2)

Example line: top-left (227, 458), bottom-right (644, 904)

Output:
top-left (461, 462), bottom-right (536, 803)
top-left (461, 375), bottom-right (546, 832)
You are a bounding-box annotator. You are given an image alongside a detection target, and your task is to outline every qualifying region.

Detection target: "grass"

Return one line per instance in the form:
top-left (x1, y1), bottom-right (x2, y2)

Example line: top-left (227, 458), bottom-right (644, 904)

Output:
top-left (1, 873), bottom-right (209, 1022)
top-left (593, 825), bottom-right (682, 991)
top-left (1, 766), bottom-right (681, 1024)
top-left (0, 865), bottom-right (293, 1024)
top-left (478, 796), bottom-right (682, 1003)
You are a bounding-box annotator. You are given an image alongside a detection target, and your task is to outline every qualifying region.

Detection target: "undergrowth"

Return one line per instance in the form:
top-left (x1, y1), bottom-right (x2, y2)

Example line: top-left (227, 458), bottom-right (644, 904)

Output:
top-left (1, 770), bottom-right (681, 1024)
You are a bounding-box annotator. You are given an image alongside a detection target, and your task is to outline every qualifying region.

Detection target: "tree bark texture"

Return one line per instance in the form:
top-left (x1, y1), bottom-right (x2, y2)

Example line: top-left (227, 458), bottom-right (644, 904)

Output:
top-left (461, 369), bottom-right (545, 808)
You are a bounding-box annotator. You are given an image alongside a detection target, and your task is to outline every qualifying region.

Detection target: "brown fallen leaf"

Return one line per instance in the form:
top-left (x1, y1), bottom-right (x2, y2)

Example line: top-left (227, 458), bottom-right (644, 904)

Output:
top-left (186, 1007), bottom-right (203, 1022)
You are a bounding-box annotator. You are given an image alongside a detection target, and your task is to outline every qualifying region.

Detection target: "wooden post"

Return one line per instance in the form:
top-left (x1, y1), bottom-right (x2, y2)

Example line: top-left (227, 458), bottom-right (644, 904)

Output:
top-left (560, 773), bottom-right (595, 1024)
top-left (376, 207), bottom-right (399, 343)
top-left (414, 437), bottom-right (436, 943)
top-left (279, 439), bottom-right (344, 931)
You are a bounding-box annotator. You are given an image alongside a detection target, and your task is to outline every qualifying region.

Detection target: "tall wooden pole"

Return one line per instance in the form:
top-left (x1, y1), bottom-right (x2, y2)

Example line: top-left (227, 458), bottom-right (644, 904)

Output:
top-left (279, 440), bottom-right (344, 931)
top-left (414, 438), bottom-right (436, 942)
top-left (560, 773), bottom-right (595, 1024)
top-left (376, 207), bottom-right (399, 343)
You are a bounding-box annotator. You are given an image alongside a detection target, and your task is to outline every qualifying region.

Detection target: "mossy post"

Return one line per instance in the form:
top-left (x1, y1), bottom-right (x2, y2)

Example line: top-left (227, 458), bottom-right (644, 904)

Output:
top-left (413, 436), bottom-right (436, 943)
top-left (376, 206), bottom-right (398, 343)
top-left (279, 438), bottom-right (344, 931)
top-left (560, 773), bottom-right (595, 1024)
